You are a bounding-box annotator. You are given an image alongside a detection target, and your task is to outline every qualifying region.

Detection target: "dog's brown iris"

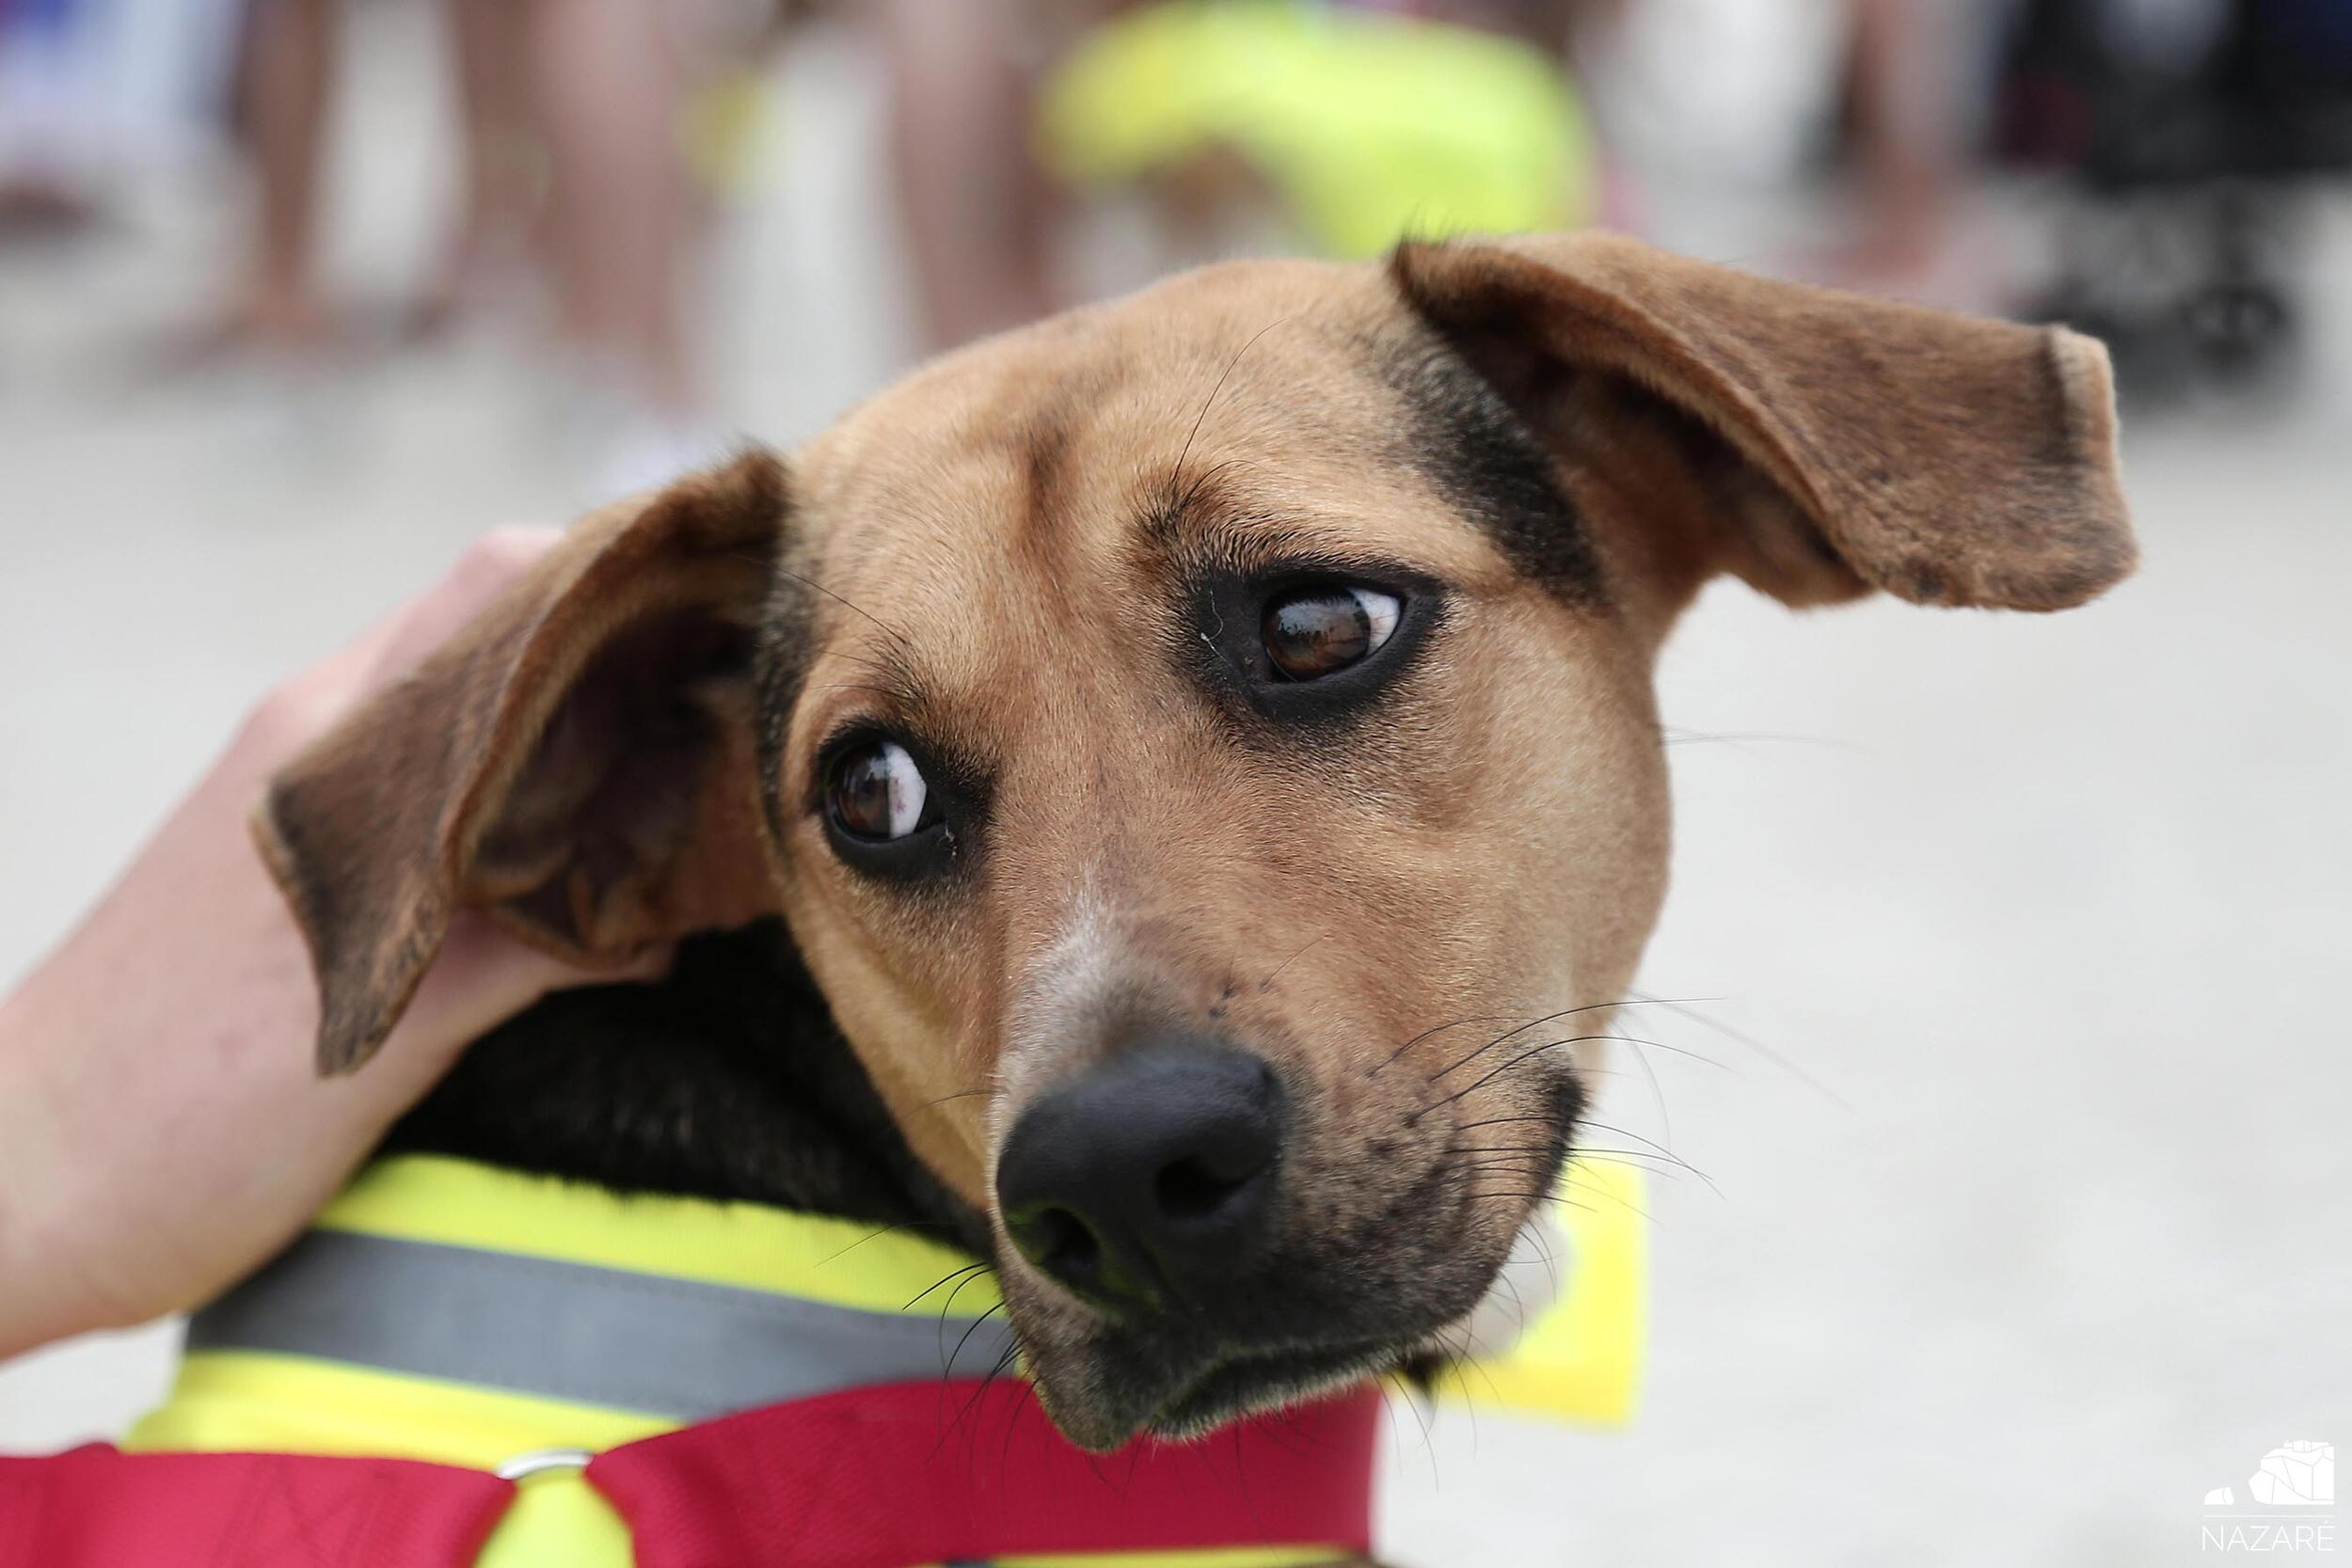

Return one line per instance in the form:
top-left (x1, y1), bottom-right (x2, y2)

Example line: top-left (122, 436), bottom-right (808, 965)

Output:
top-left (1262, 587), bottom-right (1398, 681)
top-left (827, 739), bottom-right (929, 841)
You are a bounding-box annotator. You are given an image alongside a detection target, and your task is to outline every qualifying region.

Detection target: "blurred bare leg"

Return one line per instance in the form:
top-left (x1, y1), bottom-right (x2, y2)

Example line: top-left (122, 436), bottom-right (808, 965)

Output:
top-left (236, 0), bottom-right (339, 350)
top-left (1844, 0), bottom-right (1963, 286)
top-left (881, 0), bottom-right (1056, 351)
top-left (524, 0), bottom-right (696, 414)
top-left (414, 0), bottom-right (537, 336)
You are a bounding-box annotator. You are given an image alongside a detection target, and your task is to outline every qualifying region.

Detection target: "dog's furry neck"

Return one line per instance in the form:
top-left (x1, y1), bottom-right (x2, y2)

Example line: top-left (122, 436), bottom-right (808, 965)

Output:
top-left (386, 919), bottom-right (987, 1254)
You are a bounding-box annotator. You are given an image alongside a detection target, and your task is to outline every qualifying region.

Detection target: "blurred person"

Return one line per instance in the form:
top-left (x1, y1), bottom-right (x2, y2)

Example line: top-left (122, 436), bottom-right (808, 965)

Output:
top-left (401, 0), bottom-right (538, 341)
top-left (0, 0), bottom-right (113, 237)
top-left (197, 0), bottom-right (761, 497)
top-left (882, 0), bottom-right (1600, 353)
top-left (214, 0), bottom-right (335, 355)
top-left (1570, 0), bottom-right (1996, 304)
top-left (1835, 0), bottom-right (1975, 295)
top-left (880, 0), bottom-right (1058, 351)
top-left (1994, 0), bottom-right (2352, 400)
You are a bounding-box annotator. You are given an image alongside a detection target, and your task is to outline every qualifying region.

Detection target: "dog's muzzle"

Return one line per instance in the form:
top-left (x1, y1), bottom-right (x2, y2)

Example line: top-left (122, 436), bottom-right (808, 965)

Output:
top-left (995, 1035), bottom-right (1283, 1315)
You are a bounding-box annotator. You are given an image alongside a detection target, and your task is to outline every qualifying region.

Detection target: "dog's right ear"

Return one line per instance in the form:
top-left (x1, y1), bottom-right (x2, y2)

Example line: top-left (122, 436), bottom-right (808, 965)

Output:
top-left (1391, 231), bottom-right (2136, 615)
top-left (256, 451), bottom-right (792, 1076)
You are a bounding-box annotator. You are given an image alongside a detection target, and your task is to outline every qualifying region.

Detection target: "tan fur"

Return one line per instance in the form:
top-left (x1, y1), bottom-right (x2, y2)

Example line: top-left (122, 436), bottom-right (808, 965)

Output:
top-left (255, 236), bottom-right (2134, 1444)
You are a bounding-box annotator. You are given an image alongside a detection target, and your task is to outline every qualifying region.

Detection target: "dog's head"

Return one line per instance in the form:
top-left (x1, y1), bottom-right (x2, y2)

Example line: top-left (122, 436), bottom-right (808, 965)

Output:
top-left (259, 235), bottom-right (2132, 1449)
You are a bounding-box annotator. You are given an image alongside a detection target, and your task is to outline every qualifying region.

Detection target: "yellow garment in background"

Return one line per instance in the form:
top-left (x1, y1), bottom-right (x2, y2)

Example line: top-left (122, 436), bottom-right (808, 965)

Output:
top-left (1039, 0), bottom-right (1596, 258)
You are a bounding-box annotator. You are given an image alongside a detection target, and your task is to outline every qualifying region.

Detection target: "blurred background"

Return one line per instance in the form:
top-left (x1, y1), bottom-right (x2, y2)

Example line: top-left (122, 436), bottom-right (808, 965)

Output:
top-left (2, 0), bottom-right (2347, 1561)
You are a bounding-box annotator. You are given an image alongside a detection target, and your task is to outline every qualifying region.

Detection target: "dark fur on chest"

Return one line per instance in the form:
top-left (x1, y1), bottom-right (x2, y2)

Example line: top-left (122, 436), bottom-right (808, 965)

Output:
top-left (386, 919), bottom-right (985, 1253)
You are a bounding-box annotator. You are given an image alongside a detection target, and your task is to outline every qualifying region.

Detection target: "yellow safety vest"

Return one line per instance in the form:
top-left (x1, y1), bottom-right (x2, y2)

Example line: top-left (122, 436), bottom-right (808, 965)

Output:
top-left (130, 1154), bottom-right (1643, 1566)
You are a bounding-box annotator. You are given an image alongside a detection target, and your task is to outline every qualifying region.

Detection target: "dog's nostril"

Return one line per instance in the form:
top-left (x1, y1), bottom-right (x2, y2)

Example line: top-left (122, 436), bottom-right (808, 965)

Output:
top-left (994, 1038), bottom-right (1283, 1310)
top-left (1154, 1154), bottom-right (1253, 1221)
top-left (1037, 1208), bottom-right (1096, 1275)
top-left (1010, 1205), bottom-right (1103, 1288)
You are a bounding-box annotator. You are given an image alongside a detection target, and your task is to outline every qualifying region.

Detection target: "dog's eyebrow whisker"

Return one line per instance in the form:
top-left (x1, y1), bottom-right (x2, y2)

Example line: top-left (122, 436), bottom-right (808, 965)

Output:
top-left (1167, 312), bottom-right (1299, 508)
top-left (1172, 456), bottom-right (1249, 531)
top-left (803, 652), bottom-right (909, 684)
top-left (814, 683), bottom-right (913, 704)
top-left (805, 644), bottom-right (900, 673)
top-left (814, 646), bottom-right (927, 698)
top-left (774, 564), bottom-right (920, 656)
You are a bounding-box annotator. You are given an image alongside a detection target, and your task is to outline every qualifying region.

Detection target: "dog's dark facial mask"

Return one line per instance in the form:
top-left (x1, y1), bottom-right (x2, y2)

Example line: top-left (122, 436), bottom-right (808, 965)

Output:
top-left (259, 234), bottom-right (2134, 1451)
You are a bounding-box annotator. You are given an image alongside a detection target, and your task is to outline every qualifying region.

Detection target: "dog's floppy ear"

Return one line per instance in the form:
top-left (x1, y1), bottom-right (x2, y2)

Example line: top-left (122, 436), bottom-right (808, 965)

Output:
top-left (1391, 231), bottom-right (2135, 610)
top-left (257, 451), bottom-right (791, 1075)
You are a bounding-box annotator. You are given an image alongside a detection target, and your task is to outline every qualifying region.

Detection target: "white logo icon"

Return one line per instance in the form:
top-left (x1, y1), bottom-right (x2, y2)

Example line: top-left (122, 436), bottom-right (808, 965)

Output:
top-left (2249, 1443), bottom-right (2337, 1508)
top-left (2202, 1441), bottom-right (2335, 1555)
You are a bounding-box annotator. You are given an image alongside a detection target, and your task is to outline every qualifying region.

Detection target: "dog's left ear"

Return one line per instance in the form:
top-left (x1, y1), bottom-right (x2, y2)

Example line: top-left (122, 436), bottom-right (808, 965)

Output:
top-left (1391, 231), bottom-right (2135, 611)
top-left (256, 451), bottom-right (791, 1075)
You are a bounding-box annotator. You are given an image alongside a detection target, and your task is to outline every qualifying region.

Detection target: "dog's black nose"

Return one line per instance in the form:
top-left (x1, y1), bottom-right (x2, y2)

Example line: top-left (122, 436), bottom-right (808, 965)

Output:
top-left (995, 1038), bottom-right (1282, 1312)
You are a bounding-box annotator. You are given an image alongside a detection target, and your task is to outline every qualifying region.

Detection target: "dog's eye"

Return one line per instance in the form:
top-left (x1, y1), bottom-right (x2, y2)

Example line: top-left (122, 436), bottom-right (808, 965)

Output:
top-left (827, 739), bottom-right (933, 842)
top-left (1262, 586), bottom-right (1401, 681)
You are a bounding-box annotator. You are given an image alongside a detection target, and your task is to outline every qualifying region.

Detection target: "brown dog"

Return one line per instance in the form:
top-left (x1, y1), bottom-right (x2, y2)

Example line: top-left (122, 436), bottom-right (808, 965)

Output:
top-left (254, 233), bottom-right (2133, 1451)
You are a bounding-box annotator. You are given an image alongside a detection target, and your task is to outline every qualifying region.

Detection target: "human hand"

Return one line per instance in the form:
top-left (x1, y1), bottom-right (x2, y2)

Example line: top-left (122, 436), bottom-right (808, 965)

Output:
top-left (0, 530), bottom-right (630, 1359)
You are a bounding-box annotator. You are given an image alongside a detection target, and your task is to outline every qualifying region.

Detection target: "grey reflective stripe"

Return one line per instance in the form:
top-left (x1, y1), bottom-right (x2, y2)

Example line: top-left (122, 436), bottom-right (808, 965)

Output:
top-left (185, 1228), bottom-right (1016, 1420)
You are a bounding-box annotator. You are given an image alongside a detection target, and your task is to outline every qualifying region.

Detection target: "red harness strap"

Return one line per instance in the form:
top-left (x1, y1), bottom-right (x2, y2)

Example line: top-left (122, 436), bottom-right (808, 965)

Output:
top-left (0, 1446), bottom-right (514, 1568)
top-left (0, 1382), bottom-right (1380, 1568)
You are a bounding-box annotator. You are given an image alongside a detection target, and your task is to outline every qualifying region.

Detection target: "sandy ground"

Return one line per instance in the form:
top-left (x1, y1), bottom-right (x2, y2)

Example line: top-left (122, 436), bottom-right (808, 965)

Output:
top-left (3, 13), bottom-right (2346, 1565)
